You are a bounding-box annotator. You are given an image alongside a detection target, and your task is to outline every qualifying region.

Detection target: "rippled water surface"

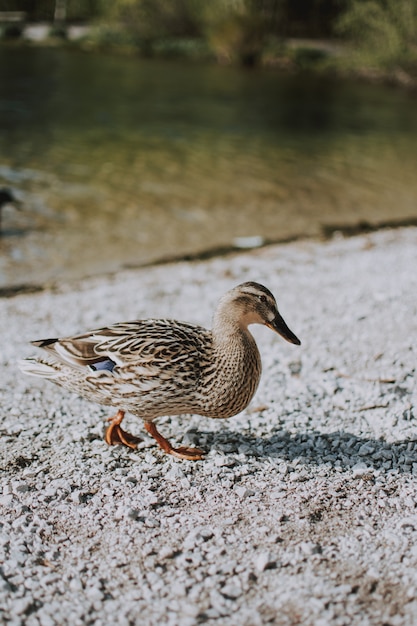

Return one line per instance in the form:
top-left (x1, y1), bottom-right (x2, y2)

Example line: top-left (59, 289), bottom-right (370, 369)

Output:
top-left (1, 47), bottom-right (417, 288)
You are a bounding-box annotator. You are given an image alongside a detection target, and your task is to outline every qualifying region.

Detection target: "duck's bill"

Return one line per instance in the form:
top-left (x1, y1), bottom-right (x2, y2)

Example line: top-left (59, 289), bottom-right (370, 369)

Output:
top-left (267, 313), bottom-right (301, 345)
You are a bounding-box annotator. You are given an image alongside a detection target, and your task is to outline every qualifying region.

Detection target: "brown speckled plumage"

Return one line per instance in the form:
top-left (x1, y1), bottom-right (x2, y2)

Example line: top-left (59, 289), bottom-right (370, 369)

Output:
top-left (19, 282), bottom-right (300, 460)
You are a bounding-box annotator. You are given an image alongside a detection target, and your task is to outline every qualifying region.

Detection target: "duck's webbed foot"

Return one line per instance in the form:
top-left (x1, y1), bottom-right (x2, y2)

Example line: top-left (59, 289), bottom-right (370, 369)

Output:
top-left (105, 410), bottom-right (142, 449)
top-left (144, 421), bottom-right (205, 461)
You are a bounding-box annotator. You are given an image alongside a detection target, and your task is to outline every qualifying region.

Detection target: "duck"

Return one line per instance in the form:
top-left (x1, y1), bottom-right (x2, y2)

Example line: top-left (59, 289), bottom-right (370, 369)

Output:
top-left (19, 282), bottom-right (301, 460)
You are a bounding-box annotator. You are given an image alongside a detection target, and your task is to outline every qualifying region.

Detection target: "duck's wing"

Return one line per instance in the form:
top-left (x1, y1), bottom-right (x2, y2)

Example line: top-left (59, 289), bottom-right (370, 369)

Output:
top-left (32, 334), bottom-right (99, 369)
top-left (32, 320), bottom-right (210, 374)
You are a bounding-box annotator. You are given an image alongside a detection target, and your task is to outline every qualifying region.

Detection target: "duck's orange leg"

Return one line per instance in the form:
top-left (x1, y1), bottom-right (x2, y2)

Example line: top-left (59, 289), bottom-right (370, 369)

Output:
top-left (144, 421), bottom-right (205, 461)
top-left (105, 410), bottom-right (142, 449)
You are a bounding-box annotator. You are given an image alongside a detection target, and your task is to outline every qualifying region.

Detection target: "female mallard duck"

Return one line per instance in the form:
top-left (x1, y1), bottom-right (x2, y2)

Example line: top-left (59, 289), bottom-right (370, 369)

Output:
top-left (19, 282), bottom-right (300, 460)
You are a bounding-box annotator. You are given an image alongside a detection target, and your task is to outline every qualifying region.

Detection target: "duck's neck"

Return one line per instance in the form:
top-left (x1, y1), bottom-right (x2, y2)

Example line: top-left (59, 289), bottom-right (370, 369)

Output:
top-left (211, 309), bottom-right (259, 360)
top-left (206, 311), bottom-right (262, 419)
top-left (212, 309), bottom-right (248, 342)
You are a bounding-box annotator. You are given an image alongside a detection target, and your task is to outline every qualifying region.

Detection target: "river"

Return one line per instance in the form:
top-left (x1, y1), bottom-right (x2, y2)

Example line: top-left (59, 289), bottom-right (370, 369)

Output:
top-left (1, 47), bottom-right (416, 290)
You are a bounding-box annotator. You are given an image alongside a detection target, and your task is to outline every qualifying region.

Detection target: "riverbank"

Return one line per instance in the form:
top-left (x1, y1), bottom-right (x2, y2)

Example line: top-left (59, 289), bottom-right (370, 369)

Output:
top-left (1, 226), bottom-right (416, 625)
top-left (2, 22), bottom-right (417, 90)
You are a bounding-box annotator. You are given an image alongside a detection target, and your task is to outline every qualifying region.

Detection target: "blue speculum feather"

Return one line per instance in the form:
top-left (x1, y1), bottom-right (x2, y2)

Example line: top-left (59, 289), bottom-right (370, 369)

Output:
top-left (88, 359), bottom-right (115, 372)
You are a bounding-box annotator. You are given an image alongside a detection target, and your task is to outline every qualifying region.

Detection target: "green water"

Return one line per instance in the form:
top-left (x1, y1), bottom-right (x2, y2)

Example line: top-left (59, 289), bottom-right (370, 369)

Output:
top-left (1, 47), bottom-right (416, 288)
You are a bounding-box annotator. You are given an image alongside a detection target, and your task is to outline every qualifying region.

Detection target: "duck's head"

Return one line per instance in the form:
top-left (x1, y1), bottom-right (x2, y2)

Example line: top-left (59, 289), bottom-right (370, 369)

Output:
top-left (219, 281), bottom-right (301, 345)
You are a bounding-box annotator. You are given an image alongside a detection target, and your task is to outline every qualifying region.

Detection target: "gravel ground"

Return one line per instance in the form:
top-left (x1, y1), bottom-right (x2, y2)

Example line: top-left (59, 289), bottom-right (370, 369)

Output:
top-left (1, 227), bottom-right (417, 626)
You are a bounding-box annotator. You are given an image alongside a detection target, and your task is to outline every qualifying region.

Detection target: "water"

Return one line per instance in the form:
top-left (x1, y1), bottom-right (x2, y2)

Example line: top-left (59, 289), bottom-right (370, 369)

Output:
top-left (1, 47), bottom-right (416, 289)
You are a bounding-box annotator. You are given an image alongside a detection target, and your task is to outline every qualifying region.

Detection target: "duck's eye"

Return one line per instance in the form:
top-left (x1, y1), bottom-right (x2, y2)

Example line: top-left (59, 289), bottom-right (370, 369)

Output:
top-left (258, 294), bottom-right (267, 304)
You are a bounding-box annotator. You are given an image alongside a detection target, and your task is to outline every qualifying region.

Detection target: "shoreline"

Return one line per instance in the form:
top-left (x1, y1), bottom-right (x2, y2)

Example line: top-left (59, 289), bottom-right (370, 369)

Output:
top-left (2, 29), bottom-right (417, 91)
top-left (1, 226), bottom-right (417, 624)
top-left (2, 215), bottom-right (417, 299)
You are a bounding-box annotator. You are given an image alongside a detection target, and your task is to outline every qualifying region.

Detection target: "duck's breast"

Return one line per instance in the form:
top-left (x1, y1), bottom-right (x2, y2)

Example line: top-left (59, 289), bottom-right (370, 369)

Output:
top-left (197, 333), bottom-right (262, 419)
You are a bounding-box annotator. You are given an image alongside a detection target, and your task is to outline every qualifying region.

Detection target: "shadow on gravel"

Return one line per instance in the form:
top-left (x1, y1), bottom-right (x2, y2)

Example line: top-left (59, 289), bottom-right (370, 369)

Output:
top-left (198, 429), bottom-right (417, 475)
top-left (3, 425), bottom-right (416, 476)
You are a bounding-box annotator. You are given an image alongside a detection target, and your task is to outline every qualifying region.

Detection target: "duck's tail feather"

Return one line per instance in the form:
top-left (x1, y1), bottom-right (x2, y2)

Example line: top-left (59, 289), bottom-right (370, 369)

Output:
top-left (31, 338), bottom-right (58, 349)
top-left (18, 357), bottom-right (61, 379)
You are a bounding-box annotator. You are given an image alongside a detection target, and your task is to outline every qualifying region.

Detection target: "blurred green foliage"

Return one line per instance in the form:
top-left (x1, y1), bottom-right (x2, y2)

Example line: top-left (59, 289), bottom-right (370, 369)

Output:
top-left (336, 0), bottom-right (417, 72)
top-left (197, 0), bottom-right (283, 65)
top-left (95, 0), bottom-right (202, 56)
top-left (91, 0), bottom-right (286, 64)
top-left (0, 0), bottom-right (102, 21)
top-left (1, 0), bottom-right (417, 76)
